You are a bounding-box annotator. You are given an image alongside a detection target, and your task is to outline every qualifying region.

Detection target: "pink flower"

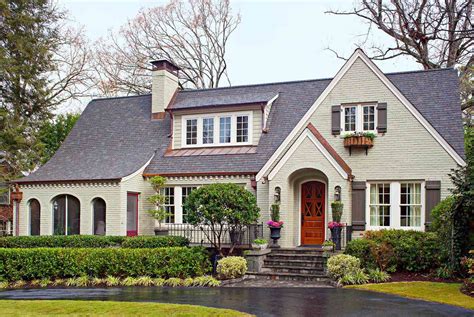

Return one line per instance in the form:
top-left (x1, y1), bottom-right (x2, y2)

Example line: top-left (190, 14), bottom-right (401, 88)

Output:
top-left (267, 220), bottom-right (284, 228)
top-left (328, 221), bottom-right (343, 229)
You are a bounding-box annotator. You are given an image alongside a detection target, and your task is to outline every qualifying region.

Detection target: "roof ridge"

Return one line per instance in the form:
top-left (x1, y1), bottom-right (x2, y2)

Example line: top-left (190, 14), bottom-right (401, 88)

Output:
top-left (385, 67), bottom-right (455, 76)
top-left (90, 93), bottom-right (151, 102)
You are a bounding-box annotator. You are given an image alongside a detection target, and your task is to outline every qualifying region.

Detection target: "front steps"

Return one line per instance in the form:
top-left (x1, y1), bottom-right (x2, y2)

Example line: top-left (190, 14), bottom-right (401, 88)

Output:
top-left (246, 247), bottom-right (331, 284)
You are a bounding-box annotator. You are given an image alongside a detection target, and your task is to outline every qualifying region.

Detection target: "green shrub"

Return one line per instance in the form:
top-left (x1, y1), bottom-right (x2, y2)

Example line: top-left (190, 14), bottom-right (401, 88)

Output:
top-left (0, 247), bottom-right (210, 281)
top-left (165, 277), bottom-right (182, 287)
top-left (345, 239), bottom-right (377, 269)
top-left (338, 268), bottom-right (369, 285)
top-left (216, 256), bottom-right (247, 279)
top-left (367, 269), bottom-right (390, 283)
top-left (120, 236), bottom-right (189, 248)
top-left (193, 275), bottom-right (220, 287)
top-left (327, 254), bottom-right (361, 280)
top-left (0, 235), bottom-right (188, 249)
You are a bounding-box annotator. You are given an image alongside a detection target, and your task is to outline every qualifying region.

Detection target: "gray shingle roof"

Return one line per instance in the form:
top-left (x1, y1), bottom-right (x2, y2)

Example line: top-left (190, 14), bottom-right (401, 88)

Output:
top-left (172, 90), bottom-right (278, 110)
top-left (18, 68), bottom-right (464, 183)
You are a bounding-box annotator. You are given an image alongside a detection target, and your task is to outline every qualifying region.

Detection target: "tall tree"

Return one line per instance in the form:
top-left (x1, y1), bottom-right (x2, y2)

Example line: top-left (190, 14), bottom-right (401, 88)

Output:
top-left (0, 0), bottom-right (91, 182)
top-left (93, 0), bottom-right (240, 96)
top-left (327, 0), bottom-right (473, 111)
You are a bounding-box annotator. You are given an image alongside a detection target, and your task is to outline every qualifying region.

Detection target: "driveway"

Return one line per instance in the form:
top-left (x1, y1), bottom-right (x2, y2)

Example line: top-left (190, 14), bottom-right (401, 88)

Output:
top-left (0, 287), bottom-right (471, 317)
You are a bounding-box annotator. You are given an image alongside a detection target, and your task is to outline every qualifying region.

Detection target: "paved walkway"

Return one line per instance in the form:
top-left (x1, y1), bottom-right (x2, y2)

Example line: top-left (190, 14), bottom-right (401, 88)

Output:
top-left (0, 287), bottom-right (471, 316)
top-left (222, 276), bottom-right (334, 288)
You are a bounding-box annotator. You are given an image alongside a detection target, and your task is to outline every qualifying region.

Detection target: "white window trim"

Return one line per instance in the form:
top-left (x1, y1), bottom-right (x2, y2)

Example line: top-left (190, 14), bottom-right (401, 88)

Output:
top-left (162, 186), bottom-right (200, 224)
top-left (366, 181), bottom-right (425, 231)
top-left (181, 111), bottom-right (253, 148)
top-left (340, 104), bottom-right (377, 133)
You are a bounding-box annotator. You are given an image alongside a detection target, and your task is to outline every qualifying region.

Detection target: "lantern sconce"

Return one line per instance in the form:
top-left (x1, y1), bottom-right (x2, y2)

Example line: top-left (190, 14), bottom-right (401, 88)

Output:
top-left (274, 186), bottom-right (281, 204)
top-left (334, 186), bottom-right (342, 201)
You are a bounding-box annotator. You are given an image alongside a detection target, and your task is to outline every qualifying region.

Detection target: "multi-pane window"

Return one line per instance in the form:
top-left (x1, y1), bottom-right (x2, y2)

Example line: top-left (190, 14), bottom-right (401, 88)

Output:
top-left (0, 183), bottom-right (9, 205)
top-left (369, 183), bottom-right (391, 227)
top-left (163, 187), bottom-right (175, 223)
top-left (219, 116), bottom-right (232, 143)
top-left (181, 187), bottom-right (197, 223)
top-left (400, 183), bottom-right (422, 227)
top-left (344, 106), bottom-right (357, 132)
top-left (186, 119), bottom-right (198, 145)
top-left (236, 115), bottom-right (249, 143)
top-left (202, 118), bottom-right (214, 144)
top-left (342, 104), bottom-right (377, 132)
top-left (363, 105), bottom-right (375, 131)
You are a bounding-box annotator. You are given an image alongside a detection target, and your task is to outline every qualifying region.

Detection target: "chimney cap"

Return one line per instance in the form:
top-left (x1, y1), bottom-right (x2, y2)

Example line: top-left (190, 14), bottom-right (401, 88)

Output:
top-left (151, 60), bottom-right (180, 74)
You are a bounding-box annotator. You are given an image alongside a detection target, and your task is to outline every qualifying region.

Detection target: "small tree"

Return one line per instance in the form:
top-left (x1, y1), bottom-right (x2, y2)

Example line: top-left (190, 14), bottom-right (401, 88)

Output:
top-left (184, 183), bottom-right (260, 256)
top-left (146, 176), bottom-right (172, 229)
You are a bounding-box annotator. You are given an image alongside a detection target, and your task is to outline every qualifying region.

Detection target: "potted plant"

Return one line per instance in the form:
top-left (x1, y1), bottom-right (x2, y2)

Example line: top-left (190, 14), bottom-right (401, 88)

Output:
top-left (343, 132), bottom-right (376, 148)
top-left (267, 203), bottom-right (283, 248)
top-left (328, 221), bottom-right (343, 250)
top-left (251, 238), bottom-right (268, 250)
top-left (146, 176), bottom-right (172, 236)
top-left (322, 240), bottom-right (335, 252)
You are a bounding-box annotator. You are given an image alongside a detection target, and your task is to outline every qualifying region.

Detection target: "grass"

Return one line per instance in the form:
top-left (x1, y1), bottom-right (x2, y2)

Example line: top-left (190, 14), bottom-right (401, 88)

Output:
top-left (1, 300), bottom-right (252, 317)
top-left (348, 281), bottom-right (474, 310)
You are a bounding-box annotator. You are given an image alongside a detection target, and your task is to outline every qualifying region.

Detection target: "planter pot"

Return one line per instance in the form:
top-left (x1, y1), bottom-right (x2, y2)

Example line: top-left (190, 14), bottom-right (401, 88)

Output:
top-left (229, 230), bottom-right (244, 245)
top-left (269, 227), bottom-right (281, 248)
top-left (343, 136), bottom-right (374, 148)
top-left (154, 228), bottom-right (169, 236)
top-left (330, 226), bottom-right (342, 250)
top-left (251, 243), bottom-right (268, 250)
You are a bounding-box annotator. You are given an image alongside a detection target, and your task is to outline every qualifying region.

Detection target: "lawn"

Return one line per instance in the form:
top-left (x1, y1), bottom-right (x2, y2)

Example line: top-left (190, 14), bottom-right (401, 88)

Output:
top-left (1, 300), bottom-right (252, 317)
top-left (348, 282), bottom-right (474, 310)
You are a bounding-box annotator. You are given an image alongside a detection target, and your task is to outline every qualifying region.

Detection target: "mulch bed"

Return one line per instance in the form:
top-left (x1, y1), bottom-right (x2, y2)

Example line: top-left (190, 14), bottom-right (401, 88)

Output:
top-left (460, 280), bottom-right (474, 297)
top-left (388, 272), bottom-right (461, 283)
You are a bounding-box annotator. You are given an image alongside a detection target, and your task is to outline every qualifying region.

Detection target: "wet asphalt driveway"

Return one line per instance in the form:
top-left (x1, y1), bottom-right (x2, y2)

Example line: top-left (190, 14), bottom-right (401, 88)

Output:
top-left (0, 287), bottom-right (472, 317)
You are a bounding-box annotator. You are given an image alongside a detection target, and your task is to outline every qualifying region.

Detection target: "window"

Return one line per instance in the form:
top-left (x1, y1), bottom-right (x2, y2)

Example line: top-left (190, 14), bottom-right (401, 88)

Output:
top-left (219, 116), bottom-right (232, 143)
top-left (186, 119), bottom-right (198, 145)
top-left (52, 195), bottom-right (80, 235)
top-left (342, 104), bottom-right (377, 132)
top-left (181, 187), bottom-right (197, 223)
top-left (29, 199), bottom-right (40, 236)
top-left (181, 112), bottom-right (252, 147)
top-left (202, 118), bottom-right (214, 144)
top-left (92, 198), bottom-right (106, 235)
top-left (236, 115), bottom-right (249, 143)
top-left (369, 183), bottom-right (391, 227)
top-left (163, 187), bottom-right (175, 223)
top-left (0, 184), bottom-right (9, 205)
top-left (400, 183), bottom-right (421, 227)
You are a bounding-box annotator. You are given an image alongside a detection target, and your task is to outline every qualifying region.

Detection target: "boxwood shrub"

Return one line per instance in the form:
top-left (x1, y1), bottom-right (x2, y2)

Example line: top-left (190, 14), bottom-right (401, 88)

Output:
top-left (0, 247), bottom-right (209, 281)
top-left (345, 230), bottom-right (441, 272)
top-left (0, 235), bottom-right (188, 248)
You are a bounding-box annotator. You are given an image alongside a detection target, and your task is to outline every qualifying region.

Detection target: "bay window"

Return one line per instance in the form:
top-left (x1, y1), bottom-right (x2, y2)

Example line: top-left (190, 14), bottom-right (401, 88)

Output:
top-left (342, 104), bottom-right (376, 132)
top-left (182, 112), bottom-right (252, 147)
top-left (367, 181), bottom-right (425, 230)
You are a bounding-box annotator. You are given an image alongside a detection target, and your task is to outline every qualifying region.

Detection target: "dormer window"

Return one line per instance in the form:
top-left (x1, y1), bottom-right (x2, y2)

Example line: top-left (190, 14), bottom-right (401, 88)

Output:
top-left (182, 112), bottom-right (252, 148)
top-left (341, 104), bottom-right (376, 132)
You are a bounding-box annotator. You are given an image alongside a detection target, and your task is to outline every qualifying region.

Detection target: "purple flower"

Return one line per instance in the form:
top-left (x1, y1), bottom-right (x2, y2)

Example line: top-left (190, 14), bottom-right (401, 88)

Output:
top-left (267, 220), bottom-right (284, 228)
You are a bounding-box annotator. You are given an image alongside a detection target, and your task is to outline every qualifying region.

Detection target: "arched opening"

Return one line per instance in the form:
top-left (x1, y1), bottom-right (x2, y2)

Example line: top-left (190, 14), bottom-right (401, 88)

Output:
top-left (52, 195), bottom-right (80, 235)
top-left (92, 198), bottom-right (106, 235)
top-left (29, 199), bottom-right (41, 236)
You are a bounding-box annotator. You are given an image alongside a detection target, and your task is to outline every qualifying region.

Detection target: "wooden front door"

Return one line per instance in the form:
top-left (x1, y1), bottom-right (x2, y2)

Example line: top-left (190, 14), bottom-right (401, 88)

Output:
top-left (301, 181), bottom-right (325, 245)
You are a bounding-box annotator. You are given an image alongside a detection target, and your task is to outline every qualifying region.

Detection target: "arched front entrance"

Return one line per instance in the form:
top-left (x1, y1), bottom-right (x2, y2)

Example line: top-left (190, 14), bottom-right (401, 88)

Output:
top-left (300, 181), bottom-right (325, 245)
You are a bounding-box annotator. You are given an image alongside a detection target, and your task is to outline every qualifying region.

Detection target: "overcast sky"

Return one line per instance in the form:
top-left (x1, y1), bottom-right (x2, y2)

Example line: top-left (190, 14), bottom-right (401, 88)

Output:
top-left (59, 0), bottom-right (421, 111)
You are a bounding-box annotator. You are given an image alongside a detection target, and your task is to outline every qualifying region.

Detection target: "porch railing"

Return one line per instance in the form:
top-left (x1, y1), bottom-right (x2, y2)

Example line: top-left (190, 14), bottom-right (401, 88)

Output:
top-left (326, 225), bottom-right (352, 250)
top-left (166, 223), bottom-right (264, 247)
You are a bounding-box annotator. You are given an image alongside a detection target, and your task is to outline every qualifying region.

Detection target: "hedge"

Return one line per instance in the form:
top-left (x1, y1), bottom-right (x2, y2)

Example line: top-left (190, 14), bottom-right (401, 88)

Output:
top-left (345, 230), bottom-right (441, 272)
top-left (0, 235), bottom-right (189, 248)
top-left (0, 247), bottom-right (210, 281)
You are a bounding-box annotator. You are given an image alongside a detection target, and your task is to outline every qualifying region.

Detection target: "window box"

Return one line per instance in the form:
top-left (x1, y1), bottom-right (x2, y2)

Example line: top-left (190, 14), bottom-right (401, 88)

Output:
top-left (343, 135), bottom-right (374, 148)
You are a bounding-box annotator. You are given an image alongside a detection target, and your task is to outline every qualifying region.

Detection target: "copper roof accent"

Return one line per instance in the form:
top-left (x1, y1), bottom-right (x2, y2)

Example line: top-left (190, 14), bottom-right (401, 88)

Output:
top-left (164, 146), bottom-right (257, 157)
top-left (306, 123), bottom-right (353, 178)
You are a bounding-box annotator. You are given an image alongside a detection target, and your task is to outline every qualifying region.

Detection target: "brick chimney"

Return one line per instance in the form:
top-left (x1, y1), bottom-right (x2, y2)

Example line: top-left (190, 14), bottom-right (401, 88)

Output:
top-left (151, 60), bottom-right (179, 119)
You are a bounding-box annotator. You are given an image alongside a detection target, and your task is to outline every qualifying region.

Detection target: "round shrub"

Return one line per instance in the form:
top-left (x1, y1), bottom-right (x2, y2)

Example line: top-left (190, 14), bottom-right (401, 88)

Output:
top-left (216, 256), bottom-right (247, 279)
top-left (327, 254), bottom-right (361, 280)
top-left (345, 239), bottom-right (377, 269)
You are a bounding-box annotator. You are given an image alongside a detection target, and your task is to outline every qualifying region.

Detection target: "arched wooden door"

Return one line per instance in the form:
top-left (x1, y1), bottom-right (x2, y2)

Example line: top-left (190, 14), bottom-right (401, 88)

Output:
top-left (301, 181), bottom-right (325, 245)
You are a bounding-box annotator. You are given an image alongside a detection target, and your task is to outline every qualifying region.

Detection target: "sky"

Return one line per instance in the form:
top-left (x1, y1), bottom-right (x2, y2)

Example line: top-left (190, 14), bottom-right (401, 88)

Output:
top-left (59, 0), bottom-right (421, 111)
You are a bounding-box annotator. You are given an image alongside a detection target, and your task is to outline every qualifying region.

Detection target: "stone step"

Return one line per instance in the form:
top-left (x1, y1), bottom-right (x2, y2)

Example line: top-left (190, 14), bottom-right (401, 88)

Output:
top-left (262, 265), bottom-right (325, 275)
top-left (247, 271), bottom-right (331, 282)
top-left (271, 248), bottom-right (325, 255)
top-left (264, 259), bottom-right (325, 269)
top-left (267, 254), bottom-right (327, 262)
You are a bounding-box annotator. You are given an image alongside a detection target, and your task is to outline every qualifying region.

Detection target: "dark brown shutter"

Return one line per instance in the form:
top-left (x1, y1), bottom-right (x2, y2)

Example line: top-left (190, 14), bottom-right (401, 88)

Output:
top-left (377, 102), bottom-right (387, 133)
top-left (332, 105), bottom-right (341, 135)
top-left (425, 181), bottom-right (441, 228)
top-left (352, 181), bottom-right (366, 231)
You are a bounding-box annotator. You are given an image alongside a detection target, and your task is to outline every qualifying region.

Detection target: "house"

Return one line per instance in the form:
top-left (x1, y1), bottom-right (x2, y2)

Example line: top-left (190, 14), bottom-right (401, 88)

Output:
top-left (13, 50), bottom-right (465, 247)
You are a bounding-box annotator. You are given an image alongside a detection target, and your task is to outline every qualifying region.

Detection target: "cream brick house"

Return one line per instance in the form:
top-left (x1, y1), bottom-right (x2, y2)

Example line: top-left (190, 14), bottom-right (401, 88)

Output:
top-left (13, 50), bottom-right (465, 247)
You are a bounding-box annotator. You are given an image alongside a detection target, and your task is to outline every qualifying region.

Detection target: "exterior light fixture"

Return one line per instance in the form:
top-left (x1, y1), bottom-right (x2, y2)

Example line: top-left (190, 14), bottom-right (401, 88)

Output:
top-left (274, 186), bottom-right (281, 203)
top-left (334, 185), bottom-right (341, 201)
